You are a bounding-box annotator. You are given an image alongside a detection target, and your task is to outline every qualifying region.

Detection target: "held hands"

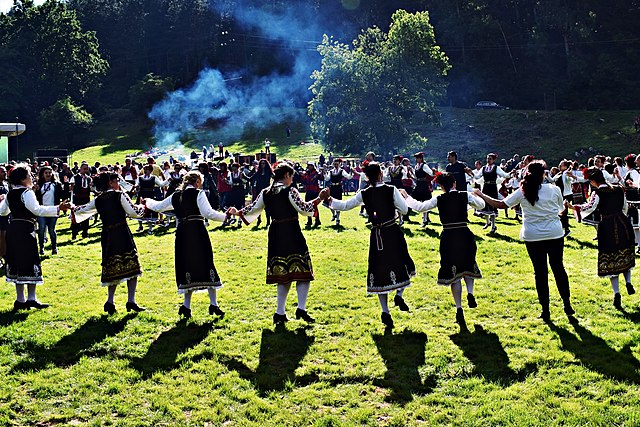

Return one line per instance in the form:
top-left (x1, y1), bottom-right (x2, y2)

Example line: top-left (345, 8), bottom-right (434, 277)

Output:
top-left (318, 188), bottom-right (330, 201)
top-left (226, 207), bottom-right (238, 216)
top-left (59, 200), bottom-right (72, 213)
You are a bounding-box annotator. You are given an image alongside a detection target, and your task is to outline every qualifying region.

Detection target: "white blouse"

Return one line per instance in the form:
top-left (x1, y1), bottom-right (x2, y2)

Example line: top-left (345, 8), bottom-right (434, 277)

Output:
top-left (73, 190), bottom-right (144, 223)
top-left (405, 191), bottom-right (485, 212)
top-left (145, 186), bottom-right (227, 222)
top-left (0, 187), bottom-right (59, 217)
top-left (504, 184), bottom-right (564, 241)
top-left (329, 183), bottom-right (408, 215)
top-left (239, 183), bottom-right (317, 224)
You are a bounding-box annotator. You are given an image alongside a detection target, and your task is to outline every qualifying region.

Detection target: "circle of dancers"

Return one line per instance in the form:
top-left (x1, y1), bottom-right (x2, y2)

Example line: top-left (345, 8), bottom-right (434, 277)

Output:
top-left (0, 148), bottom-right (638, 329)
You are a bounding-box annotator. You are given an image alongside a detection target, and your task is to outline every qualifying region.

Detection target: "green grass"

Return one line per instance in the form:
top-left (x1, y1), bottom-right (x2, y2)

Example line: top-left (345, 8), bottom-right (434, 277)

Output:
top-left (1, 200), bottom-right (640, 425)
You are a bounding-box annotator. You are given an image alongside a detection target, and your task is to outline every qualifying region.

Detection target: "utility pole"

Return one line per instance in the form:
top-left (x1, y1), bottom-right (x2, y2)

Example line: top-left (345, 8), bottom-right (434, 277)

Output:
top-left (15, 117), bottom-right (19, 161)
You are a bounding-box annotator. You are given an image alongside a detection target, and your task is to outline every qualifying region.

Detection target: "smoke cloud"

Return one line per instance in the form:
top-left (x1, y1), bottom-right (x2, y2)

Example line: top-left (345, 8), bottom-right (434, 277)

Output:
top-left (149, 1), bottom-right (358, 150)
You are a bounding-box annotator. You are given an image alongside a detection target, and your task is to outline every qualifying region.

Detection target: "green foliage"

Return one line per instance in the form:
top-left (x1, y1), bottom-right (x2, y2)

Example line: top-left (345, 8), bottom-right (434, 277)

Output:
top-left (309, 10), bottom-right (450, 157)
top-left (128, 74), bottom-right (175, 116)
top-left (38, 97), bottom-right (93, 143)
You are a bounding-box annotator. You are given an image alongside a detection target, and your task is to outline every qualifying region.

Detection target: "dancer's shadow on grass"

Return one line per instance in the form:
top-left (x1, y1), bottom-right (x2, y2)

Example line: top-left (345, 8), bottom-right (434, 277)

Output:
top-left (417, 227), bottom-right (440, 238)
top-left (548, 317), bottom-right (640, 383)
top-left (371, 329), bottom-right (434, 404)
top-left (620, 307), bottom-right (640, 323)
top-left (486, 232), bottom-right (519, 243)
top-left (55, 236), bottom-right (102, 248)
top-left (0, 309), bottom-right (31, 328)
top-left (12, 314), bottom-right (135, 372)
top-left (219, 327), bottom-right (317, 396)
top-left (566, 235), bottom-right (598, 250)
top-left (131, 320), bottom-right (214, 379)
top-left (450, 324), bottom-right (537, 386)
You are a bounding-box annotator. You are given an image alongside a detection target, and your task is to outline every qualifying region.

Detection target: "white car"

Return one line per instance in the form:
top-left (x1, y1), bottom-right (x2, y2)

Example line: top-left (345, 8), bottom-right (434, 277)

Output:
top-left (475, 101), bottom-right (509, 110)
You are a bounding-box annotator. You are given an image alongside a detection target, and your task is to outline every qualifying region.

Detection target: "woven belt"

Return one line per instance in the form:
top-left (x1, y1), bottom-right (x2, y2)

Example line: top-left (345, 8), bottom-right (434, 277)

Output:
top-left (442, 221), bottom-right (468, 230)
top-left (484, 181), bottom-right (497, 184)
top-left (371, 217), bottom-right (398, 251)
top-left (271, 216), bottom-right (297, 224)
top-left (182, 215), bottom-right (205, 223)
top-left (105, 221), bottom-right (126, 230)
top-left (11, 218), bottom-right (36, 225)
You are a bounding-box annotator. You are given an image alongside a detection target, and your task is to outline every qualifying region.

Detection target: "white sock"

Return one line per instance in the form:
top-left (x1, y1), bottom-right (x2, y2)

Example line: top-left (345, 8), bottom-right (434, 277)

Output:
top-left (491, 216), bottom-right (496, 227)
top-left (451, 281), bottom-right (463, 308)
top-left (276, 282), bottom-right (291, 315)
top-left (423, 212), bottom-right (428, 223)
top-left (183, 290), bottom-right (193, 309)
top-left (127, 279), bottom-right (137, 303)
top-left (635, 231), bottom-right (640, 244)
top-left (624, 270), bottom-right (632, 285)
top-left (396, 288), bottom-right (404, 298)
top-left (27, 284), bottom-right (37, 301)
top-left (296, 281), bottom-right (310, 311)
top-left (464, 277), bottom-right (475, 294)
top-left (335, 211), bottom-right (341, 221)
top-left (207, 288), bottom-right (218, 306)
top-left (107, 285), bottom-right (117, 304)
top-left (611, 276), bottom-right (620, 294)
top-left (15, 285), bottom-right (25, 303)
top-left (378, 294), bottom-right (389, 313)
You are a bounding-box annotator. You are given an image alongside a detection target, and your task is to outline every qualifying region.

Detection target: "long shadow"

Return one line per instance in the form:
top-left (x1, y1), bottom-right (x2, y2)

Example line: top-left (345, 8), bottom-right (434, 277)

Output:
top-left (219, 327), bottom-right (316, 395)
top-left (486, 232), bottom-right (520, 243)
top-left (0, 309), bottom-right (31, 328)
top-left (329, 224), bottom-right (346, 232)
top-left (401, 228), bottom-right (416, 238)
top-left (620, 308), bottom-right (640, 323)
top-left (548, 317), bottom-right (640, 383)
top-left (450, 324), bottom-right (537, 386)
top-left (55, 236), bottom-right (103, 248)
top-left (417, 227), bottom-right (440, 238)
top-left (12, 314), bottom-right (134, 372)
top-left (130, 320), bottom-right (215, 379)
top-left (371, 329), bottom-right (434, 404)
top-left (566, 235), bottom-right (598, 250)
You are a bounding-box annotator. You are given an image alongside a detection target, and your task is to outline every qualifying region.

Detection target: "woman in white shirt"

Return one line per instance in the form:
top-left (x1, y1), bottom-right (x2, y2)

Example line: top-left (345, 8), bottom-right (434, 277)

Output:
top-left (475, 160), bottom-right (574, 321)
top-left (35, 166), bottom-right (64, 255)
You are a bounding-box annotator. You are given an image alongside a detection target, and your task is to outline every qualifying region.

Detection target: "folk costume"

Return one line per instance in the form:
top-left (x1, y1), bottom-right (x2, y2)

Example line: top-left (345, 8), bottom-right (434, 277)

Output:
top-left (73, 190), bottom-right (146, 314)
top-left (325, 163), bottom-right (352, 226)
top-left (136, 173), bottom-right (169, 234)
top-left (35, 180), bottom-right (63, 255)
top-left (301, 165), bottom-right (323, 227)
top-left (146, 186), bottom-right (227, 318)
top-left (473, 161), bottom-right (509, 232)
top-left (0, 187), bottom-right (60, 309)
top-left (413, 153), bottom-right (434, 226)
top-left (406, 189), bottom-right (484, 319)
top-left (328, 182), bottom-right (416, 328)
top-left (71, 172), bottom-right (92, 238)
top-left (623, 166), bottom-right (640, 252)
top-left (576, 184), bottom-right (636, 308)
top-left (238, 181), bottom-right (320, 323)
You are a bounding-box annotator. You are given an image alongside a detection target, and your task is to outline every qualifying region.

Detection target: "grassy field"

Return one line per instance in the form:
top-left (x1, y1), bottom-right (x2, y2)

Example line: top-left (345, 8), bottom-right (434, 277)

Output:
top-left (1, 199), bottom-right (640, 426)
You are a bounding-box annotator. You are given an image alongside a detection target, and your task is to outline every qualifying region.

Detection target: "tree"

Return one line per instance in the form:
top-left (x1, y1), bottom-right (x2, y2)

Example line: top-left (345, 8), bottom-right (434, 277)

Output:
top-left (38, 97), bottom-right (94, 144)
top-left (308, 10), bottom-right (450, 156)
top-left (128, 73), bottom-right (175, 115)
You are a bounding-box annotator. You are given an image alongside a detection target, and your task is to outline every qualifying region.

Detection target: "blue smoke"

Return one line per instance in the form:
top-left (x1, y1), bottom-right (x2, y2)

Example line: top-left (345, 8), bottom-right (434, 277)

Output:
top-left (149, 1), bottom-right (358, 150)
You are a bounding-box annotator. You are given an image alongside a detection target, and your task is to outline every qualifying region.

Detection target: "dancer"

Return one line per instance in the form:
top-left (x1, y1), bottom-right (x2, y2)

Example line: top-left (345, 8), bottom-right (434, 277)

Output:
top-left (475, 160), bottom-right (574, 321)
top-left (472, 153), bottom-right (509, 233)
top-left (402, 172), bottom-right (483, 323)
top-left (0, 166), bottom-right (8, 268)
top-left (228, 163), bottom-right (246, 227)
top-left (325, 158), bottom-right (352, 226)
top-left (135, 164), bottom-right (169, 234)
top-left (230, 162), bottom-right (322, 324)
top-left (413, 152), bottom-right (434, 226)
top-left (573, 167), bottom-right (636, 309)
top-left (72, 172), bottom-right (147, 314)
top-left (145, 170), bottom-right (228, 319)
top-left (301, 162), bottom-right (323, 227)
top-left (0, 165), bottom-right (70, 310)
top-left (322, 161), bottom-right (416, 329)
top-left (70, 162), bottom-right (92, 239)
top-left (34, 166), bottom-right (63, 255)
top-left (249, 159), bottom-right (273, 226)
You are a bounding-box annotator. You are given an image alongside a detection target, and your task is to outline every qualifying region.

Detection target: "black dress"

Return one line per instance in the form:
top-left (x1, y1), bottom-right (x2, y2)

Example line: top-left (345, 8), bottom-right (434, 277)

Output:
top-left (594, 186), bottom-right (635, 276)
top-left (435, 191), bottom-right (482, 285)
top-left (228, 173), bottom-right (245, 209)
top-left (329, 170), bottom-right (344, 200)
top-left (94, 191), bottom-right (142, 285)
top-left (138, 175), bottom-right (159, 220)
top-left (172, 189), bottom-right (222, 292)
top-left (5, 188), bottom-right (44, 284)
top-left (262, 187), bottom-right (314, 284)
top-left (388, 166), bottom-right (403, 189)
top-left (361, 184), bottom-right (415, 293)
top-left (479, 165), bottom-right (498, 216)
top-left (413, 164), bottom-right (432, 202)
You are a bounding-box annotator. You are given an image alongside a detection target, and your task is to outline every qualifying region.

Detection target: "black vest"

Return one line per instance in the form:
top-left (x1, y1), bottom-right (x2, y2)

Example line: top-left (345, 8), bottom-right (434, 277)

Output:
top-left (171, 188), bottom-right (201, 219)
top-left (361, 184), bottom-right (396, 225)
top-left (8, 188), bottom-right (36, 221)
top-left (596, 185), bottom-right (625, 216)
top-left (263, 186), bottom-right (298, 220)
top-left (95, 191), bottom-right (127, 226)
top-left (437, 191), bottom-right (469, 225)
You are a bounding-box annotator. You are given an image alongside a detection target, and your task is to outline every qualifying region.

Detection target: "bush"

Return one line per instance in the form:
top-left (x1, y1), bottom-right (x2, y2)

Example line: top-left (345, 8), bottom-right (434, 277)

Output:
top-left (128, 74), bottom-right (174, 115)
top-left (38, 97), bottom-right (94, 143)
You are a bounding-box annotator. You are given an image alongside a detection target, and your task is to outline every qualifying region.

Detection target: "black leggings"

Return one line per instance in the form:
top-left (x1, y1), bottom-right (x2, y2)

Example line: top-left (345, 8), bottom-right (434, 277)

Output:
top-left (524, 237), bottom-right (571, 311)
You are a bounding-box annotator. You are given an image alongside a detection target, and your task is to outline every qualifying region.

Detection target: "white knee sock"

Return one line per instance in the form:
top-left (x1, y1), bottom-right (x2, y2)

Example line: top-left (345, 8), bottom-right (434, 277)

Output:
top-left (276, 282), bottom-right (291, 315)
top-left (207, 288), bottom-right (218, 306)
top-left (624, 270), bottom-right (632, 284)
top-left (451, 281), bottom-right (463, 308)
top-left (634, 230), bottom-right (640, 244)
top-left (463, 277), bottom-right (475, 295)
top-left (423, 212), bottom-right (429, 223)
top-left (296, 281), bottom-right (310, 311)
top-left (107, 285), bottom-right (117, 304)
top-left (27, 284), bottom-right (37, 302)
top-left (183, 290), bottom-right (193, 309)
top-left (127, 279), bottom-right (137, 303)
top-left (611, 276), bottom-right (620, 295)
top-left (396, 288), bottom-right (404, 297)
top-left (491, 216), bottom-right (496, 228)
top-left (15, 285), bottom-right (25, 303)
top-left (378, 294), bottom-right (389, 313)
top-left (335, 211), bottom-right (341, 221)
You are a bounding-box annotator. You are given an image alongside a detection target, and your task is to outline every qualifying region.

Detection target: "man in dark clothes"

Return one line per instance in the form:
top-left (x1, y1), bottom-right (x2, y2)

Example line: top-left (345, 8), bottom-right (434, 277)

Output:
top-left (445, 151), bottom-right (470, 191)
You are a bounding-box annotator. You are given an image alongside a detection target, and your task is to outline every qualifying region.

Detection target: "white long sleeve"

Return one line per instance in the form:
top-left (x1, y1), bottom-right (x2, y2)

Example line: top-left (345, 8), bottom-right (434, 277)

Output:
top-left (288, 187), bottom-right (317, 217)
top-left (197, 190), bottom-right (227, 222)
top-left (239, 190), bottom-right (266, 224)
top-left (496, 166), bottom-right (510, 179)
top-left (23, 189), bottom-right (59, 217)
top-left (145, 194), bottom-right (174, 213)
top-left (416, 163), bottom-right (433, 176)
top-left (467, 193), bottom-right (486, 210)
top-left (72, 198), bottom-right (97, 223)
top-left (0, 198), bottom-right (9, 216)
top-left (330, 191), bottom-right (363, 211)
top-left (405, 195), bottom-right (438, 212)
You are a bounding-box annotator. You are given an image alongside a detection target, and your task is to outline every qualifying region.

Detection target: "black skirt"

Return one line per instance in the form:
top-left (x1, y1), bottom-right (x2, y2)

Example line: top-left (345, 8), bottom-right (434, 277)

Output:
top-left (597, 212), bottom-right (635, 276)
top-left (367, 221), bottom-right (415, 294)
top-left (175, 218), bottom-right (222, 292)
top-left (329, 184), bottom-right (343, 200)
top-left (437, 226), bottom-right (482, 285)
top-left (478, 183), bottom-right (498, 215)
top-left (100, 222), bottom-right (142, 285)
top-left (413, 181), bottom-right (432, 202)
top-left (266, 218), bottom-right (314, 284)
top-left (6, 219), bottom-right (43, 284)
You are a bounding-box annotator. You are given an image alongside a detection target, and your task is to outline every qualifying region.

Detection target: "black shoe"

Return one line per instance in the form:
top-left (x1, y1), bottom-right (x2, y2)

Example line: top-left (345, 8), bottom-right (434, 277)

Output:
top-left (273, 313), bottom-right (288, 324)
top-left (614, 293), bottom-right (622, 310)
top-left (209, 304), bottom-right (225, 318)
top-left (563, 304), bottom-right (575, 316)
top-left (295, 308), bottom-right (315, 323)
top-left (626, 283), bottom-right (636, 295)
top-left (82, 233), bottom-right (89, 239)
top-left (306, 219), bottom-right (312, 227)
top-left (539, 310), bottom-right (551, 321)
top-left (72, 232), bottom-right (77, 240)
top-left (393, 294), bottom-right (409, 312)
top-left (467, 294), bottom-right (478, 309)
top-left (103, 301), bottom-right (116, 315)
top-left (456, 307), bottom-right (465, 323)
top-left (52, 247), bottom-right (58, 255)
top-left (256, 217), bottom-right (262, 226)
top-left (178, 305), bottom-right (192, 318)
top-left (13, 300), bottom-right (28, 311)
top-left (39, 248), bottom-right (45, 256)
top-left (381, 312), bottom-right (394, 328)
top-left (26, 300), bottom-right (50, 309)
top-left (126, 302), bottom-right (146, 313)
top-left (314, 219), bottom-right (321, 227)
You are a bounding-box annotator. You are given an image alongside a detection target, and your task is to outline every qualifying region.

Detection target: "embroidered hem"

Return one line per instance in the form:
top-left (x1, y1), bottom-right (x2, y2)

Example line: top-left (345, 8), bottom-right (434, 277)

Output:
top-left (100, 273), bottom-right (142, 287)
top-left (6, 277), bottom-right (44, 285)
top-left (177, 283), bottom-right (223, 294)
top-left (267, 272), bottom-right (314, 284)
top-left (437, 271), bottom-right (483, 286)
top-left (366, 279), bottom-right (412, 295)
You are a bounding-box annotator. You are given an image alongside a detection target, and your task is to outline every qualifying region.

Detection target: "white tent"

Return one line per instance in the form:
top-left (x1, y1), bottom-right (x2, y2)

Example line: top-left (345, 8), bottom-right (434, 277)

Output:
top-left (0, 123), bottom-right (25, 136)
